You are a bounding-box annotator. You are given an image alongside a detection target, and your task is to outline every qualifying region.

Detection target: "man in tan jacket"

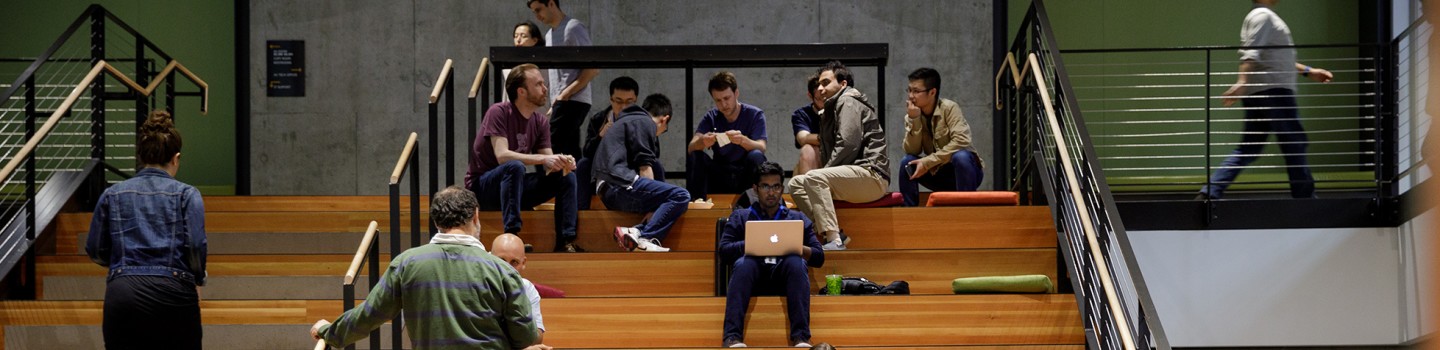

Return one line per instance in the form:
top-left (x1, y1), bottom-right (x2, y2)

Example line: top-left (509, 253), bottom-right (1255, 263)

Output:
top-left (790, 61), bottom-right (889, 251)
top-left (899, 67), bottom-right (984, 207)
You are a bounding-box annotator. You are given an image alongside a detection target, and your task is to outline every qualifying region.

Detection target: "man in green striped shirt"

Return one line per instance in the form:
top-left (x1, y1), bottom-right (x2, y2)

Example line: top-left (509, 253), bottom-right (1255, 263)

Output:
top-left (311, 186), bottom-right (541, 349)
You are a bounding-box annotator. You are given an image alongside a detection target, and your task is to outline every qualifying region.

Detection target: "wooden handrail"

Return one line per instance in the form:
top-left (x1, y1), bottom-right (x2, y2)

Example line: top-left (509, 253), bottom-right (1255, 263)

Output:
top-left (0, 59), bottom-right (207, 186)
top-left (313, 339), bottom-right (327, 350)
top-left (389, 132), bottom-right (419, 185)
top-left (468, 57), bottom-right (490, 99)
top-left (103, 59), bottom-right (210, 114)
top-left (1023, 52), bottom-right (1137, 350)
top-left (342, 221), bottom-right (381, 286)
top-left (428, 59), bottom-right (454, 104)
top-left (993, 52), bottom-right (1033, 111)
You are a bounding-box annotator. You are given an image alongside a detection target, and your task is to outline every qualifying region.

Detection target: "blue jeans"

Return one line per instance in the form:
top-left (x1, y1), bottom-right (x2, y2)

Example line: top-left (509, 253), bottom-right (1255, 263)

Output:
top-left (723, 255), bottom-right (811, 343)
top-left (599, 177), bottom-right (689, 241)
top-left (469, 160), bottom-right (578, 241)
top-left (687, 149), bottom-right (766, 200)
top-left (1200, 88), bottom-right (1315, 199)
top-left (898, 151), bottom-right (984, 207)
top-left (579, 158), bottom-right (665, 210)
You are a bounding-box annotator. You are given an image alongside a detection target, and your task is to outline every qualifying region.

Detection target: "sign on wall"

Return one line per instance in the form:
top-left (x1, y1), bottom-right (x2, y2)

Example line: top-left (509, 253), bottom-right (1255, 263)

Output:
top-left (266, 40), bottom-right (304, 97)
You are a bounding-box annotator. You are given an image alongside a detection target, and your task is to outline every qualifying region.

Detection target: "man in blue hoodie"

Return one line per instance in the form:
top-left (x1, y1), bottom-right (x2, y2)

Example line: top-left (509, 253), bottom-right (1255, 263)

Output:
top-left (593, 94), bottom-right (688, 252)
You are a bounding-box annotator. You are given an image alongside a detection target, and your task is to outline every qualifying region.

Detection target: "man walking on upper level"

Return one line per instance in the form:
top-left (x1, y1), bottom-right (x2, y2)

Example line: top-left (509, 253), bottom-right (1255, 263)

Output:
top-left (1198, 0), bottom-right (1333, 200)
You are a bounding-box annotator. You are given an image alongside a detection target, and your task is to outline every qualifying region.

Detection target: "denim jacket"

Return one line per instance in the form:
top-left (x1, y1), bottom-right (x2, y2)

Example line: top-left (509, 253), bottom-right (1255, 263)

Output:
top-left (86, 167), bottom-right (207, 286)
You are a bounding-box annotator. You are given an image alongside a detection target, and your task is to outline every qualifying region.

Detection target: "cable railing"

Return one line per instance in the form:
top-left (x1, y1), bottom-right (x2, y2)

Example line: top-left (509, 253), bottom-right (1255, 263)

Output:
top-left (1058, 41), bottom-right (1390, 195)
top-left (1392, 17), bottom-right (1433, 195)
top-left (998, 1), bottom-right (1168, 349)
top-left (0, 5), bottom-right (210, 289)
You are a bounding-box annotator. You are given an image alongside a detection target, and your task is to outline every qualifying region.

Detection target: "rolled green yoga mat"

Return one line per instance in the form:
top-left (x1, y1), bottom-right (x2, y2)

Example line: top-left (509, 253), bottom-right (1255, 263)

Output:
top-left (951, 275), bottom-right (1054, 294)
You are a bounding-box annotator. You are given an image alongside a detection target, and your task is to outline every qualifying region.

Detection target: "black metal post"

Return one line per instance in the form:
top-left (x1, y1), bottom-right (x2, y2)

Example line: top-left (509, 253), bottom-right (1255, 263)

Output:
top-left (429, 96), bottom-right (439, 204)
top-left (367, 232), bottom-right (381, 350)
top-left (23, 76), bottom-right (36, 241)
top-left (412, 151), bottom-right (423, 245)
top-left (165, 73), bottom-right (175, 117)
top-left (1203, 49), bottom-right (1212, 198)
top-left (1378, 45), bottom-right (1397, 199)
top-left (445, 73), bottom-right (455, 187)
top-left (342, 282), bottom-right (355, 350)
top-left (468, 96), bottom-right (477, 164)
top-left (135, 39), bottom-right (148, 125)
top-left (90, 9), bottom-right (106, 162)
top-left (386, 180), bottom-right (402, 347)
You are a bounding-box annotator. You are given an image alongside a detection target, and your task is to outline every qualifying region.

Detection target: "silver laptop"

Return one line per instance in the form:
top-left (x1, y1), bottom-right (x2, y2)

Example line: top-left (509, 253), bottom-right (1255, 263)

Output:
top-left (744, 220), bottom-right (805, 256)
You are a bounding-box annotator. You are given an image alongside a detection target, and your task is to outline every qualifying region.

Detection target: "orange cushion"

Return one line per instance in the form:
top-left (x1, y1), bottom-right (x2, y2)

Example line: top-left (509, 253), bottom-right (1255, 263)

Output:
top-left (926, 191), bottom-right (1020, 207)
top-left (834, 192), bottom-right (904, 209)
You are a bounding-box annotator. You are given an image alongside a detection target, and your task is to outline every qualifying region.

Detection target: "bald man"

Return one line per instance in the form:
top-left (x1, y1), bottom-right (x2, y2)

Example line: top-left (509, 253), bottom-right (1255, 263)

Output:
top-left (492, 233), bottom-right (546, 342)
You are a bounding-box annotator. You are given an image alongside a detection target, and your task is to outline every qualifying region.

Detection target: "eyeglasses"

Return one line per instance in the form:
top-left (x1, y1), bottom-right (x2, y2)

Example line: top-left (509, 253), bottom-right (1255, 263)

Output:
top-left (906, 88), bottom-right (932, 95)
top-left (756, 184), bottom-right (783, 193)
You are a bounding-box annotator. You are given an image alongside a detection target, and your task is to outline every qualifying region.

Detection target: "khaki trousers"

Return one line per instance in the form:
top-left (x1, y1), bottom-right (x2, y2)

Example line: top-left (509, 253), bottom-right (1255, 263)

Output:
top-left (787, 165), bottom-right (888, 236)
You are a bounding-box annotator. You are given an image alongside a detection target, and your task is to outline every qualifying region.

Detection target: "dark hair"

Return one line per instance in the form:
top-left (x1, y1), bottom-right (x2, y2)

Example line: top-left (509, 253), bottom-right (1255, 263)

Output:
top-left (907, 67), bottom-right (942, 95)
top-left (609, 76), bottom-right (639, 96)
top-left (754, 161), bottom-right (784, 184)
top-left (431, 185), bottom-right (480, 230)
top-left (526, 0), bottom-right (557, 9)
top-left (514, 21), bottom-right (545, 46)
top-left (818, 60), bottom-right (854, 87)
top-left (506, 63), bottom-right (539, 101)
top-left (806, 74), bottom-right (820, 97)
top-left (810, 343), bottom-right (837, 350)
top-left (642, 93), bottom-right (672, 118)
top-left (708, 71), bottom-right (738, 93)
top-left (137, 110), bottom-right (181, 166)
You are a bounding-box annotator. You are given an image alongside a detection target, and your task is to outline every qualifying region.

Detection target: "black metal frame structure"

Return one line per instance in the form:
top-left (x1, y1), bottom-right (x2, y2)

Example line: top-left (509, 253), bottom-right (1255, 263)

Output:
top-left (486, 44), bottom-right (889, 179)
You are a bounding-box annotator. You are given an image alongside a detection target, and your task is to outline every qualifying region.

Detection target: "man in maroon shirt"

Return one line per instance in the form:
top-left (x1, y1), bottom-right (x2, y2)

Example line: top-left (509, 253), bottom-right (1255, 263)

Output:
top-left (465, 63), bottom-right (582, 252)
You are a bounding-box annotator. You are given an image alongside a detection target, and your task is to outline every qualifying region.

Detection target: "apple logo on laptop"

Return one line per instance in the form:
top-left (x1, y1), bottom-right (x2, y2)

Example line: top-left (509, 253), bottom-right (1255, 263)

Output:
top-left (769, 234), bottom-right (779, 243)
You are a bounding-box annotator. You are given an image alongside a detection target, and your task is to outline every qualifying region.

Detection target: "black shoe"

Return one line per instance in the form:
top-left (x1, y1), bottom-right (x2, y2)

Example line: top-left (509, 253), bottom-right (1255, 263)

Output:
top-left (554, 241), bottom-right (586, 253)
top-left (523, 243), bottom-right (534, 253)
top-left (1193, 193), bottom-right (1211, 201)
top-left (722, 337), bottom-right (747, 348)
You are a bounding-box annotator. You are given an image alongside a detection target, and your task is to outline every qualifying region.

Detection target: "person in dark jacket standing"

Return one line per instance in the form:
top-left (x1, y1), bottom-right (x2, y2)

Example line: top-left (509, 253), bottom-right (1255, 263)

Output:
top-left (86, 110), bottom-right (207, 350)
top-left (720, 162), bottom-right (824, 348)
top-left (595, 94), bottom-right (687, 252)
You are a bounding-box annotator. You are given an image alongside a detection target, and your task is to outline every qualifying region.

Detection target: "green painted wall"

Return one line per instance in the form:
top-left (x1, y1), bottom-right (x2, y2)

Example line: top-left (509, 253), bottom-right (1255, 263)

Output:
top-left (1008, 1), bottom-right (1374, 191)
top-left (0, 0), bottom-right (236, 194)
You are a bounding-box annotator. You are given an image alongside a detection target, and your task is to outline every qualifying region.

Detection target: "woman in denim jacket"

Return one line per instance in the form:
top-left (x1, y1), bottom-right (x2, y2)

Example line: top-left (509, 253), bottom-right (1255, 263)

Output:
top-left (86, 110), bottom-right (207, 349)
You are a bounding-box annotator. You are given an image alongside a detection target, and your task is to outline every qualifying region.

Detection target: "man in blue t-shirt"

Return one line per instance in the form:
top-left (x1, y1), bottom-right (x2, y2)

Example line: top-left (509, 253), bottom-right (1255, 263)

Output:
top-left (687, 71), bottom-right (768, 200)
top-left (792, 74), bottom-right (824, 176)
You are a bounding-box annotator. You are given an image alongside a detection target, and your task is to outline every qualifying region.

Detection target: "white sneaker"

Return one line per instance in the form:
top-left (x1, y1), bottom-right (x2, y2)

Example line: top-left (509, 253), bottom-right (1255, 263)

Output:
top-left (821, 238), bottom-right (847, 251)
top-left (727, 341), bottom-right (748, 348)
top-left (613, 226), bottom-right (642, 251)
top-left (634, 237), bottom-right (671, 252)
top-left (793, 342), bottom-right (812, 348)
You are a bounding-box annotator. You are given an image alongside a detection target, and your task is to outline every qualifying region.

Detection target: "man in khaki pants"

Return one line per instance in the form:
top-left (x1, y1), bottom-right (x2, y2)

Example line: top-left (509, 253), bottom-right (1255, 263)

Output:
top-left (789, 61), bottom-right (890, 251)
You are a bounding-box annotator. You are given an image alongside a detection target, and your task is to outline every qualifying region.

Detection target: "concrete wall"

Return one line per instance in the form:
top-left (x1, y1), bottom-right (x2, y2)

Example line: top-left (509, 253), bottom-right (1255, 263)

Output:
top-left (249, 0), bottom-right (995, 195)
top-left (1129, 225), bottom-right (1428, 347)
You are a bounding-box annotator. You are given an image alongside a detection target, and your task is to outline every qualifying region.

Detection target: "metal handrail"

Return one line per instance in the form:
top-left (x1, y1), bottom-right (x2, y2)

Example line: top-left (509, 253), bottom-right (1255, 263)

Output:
top-left (1026, 52), bottom-right (1137, 350)
top-left (426, 59), bottom-right (456, 203)
top-left (337, 220), bottom-right (381, 350)
top-left (385, 132), bottom-right (422, 350)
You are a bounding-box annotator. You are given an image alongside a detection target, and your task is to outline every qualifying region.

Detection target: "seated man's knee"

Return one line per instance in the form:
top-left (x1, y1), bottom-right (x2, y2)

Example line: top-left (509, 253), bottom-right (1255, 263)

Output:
top-left (951, 151), bottom-right (977, 167)
top-left (745, 149), bottom-right (767, 165)
top-left (731, 257), bottom-right (760, 275)
top-left (799, 145), bottom-right (819, 162)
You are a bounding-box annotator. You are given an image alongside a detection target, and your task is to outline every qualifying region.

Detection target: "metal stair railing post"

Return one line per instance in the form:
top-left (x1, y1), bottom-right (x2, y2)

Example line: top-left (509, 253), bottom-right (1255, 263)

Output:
top-left (340, 221), bottom-right (381, 350)
top-left (90, 8), bottom-right (106, 164)
top-left (388, 132), bottom-right (418, 349)
top-left (427, 59), bottom-right (453, 223)
top-left (468, 58), bottom-right (491, 159)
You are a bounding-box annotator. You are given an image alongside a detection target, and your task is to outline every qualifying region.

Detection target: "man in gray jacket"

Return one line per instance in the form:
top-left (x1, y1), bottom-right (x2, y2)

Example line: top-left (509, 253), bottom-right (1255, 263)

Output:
top-left (789, 61), bottom-right (889, 251)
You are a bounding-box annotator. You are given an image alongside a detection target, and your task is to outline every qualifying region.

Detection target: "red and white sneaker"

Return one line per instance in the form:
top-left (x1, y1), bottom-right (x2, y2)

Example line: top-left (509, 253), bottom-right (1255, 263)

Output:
top-left (613, 226), bottom-right (640, 251)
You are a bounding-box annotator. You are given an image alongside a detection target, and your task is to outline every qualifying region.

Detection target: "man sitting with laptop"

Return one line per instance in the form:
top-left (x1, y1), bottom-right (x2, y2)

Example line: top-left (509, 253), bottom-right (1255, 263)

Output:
top-left (718, 162), bottom-right (826, 348)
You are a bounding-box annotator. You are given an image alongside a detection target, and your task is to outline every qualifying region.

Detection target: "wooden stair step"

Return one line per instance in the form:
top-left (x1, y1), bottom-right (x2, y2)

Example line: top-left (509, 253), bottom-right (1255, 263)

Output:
top-left (0, 295), bottom-right (1083, 348)
top-left (37, 249), bottom-right (1055, 299)
top-left (53, 206), bottom-right (1056, 254)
